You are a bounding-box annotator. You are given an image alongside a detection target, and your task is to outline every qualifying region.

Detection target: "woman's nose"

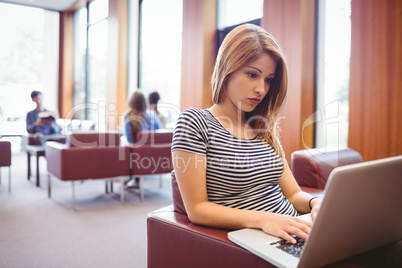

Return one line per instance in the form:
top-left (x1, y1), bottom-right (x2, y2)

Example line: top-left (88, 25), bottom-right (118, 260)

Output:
top-left (254, 79), bottom-right (266, 95)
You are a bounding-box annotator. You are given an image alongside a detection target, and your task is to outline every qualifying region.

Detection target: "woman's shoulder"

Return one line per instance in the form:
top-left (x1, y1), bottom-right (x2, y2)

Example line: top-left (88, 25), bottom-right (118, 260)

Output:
top-left (174, 107), bottom-right (212, 134)
top-left (181, 107), bottom-right (205, 116)
top-left (178, 107), bottom-right (209, 123)
top-left (173, 108), bottom-right (210, 148)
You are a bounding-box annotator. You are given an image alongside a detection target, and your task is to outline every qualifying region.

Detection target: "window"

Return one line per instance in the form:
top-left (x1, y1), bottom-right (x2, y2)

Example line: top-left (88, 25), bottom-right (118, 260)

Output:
top-left (216, 0), bottom-right (263, 52)
top-left (0, 3), bottom-right (59, 137)
top-left (73, 0), bottom-right (108, 127)
top-left (315, 0), bottom-right (351, 150)
top-left (136, 0), bottom-right (183, 128)
top-left (217, 0), bottom-right (263, 30)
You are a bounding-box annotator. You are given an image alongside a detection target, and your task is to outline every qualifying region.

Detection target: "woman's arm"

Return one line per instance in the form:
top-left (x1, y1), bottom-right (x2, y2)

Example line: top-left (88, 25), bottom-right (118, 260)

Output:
top-left (278, 160), bottom-right (322, 220)
top-left (173, 149), bottom-right (312, 243)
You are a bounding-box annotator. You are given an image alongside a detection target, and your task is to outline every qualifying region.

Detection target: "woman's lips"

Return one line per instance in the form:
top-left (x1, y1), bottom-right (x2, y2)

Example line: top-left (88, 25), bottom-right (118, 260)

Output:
top-left (248, 98), bottom-right (261, 105)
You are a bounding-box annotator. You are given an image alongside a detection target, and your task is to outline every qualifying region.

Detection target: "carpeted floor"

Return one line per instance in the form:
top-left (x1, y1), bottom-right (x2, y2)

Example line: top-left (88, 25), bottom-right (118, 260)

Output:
top-left (0, 139), bottom-right (173, 268)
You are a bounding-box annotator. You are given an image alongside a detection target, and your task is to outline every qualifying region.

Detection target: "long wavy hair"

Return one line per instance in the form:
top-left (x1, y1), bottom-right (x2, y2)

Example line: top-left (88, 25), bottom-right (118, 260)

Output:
top-left (211, 24), bottom-right (288, 158)
top-left (125, 91), bottom-right (147, 137)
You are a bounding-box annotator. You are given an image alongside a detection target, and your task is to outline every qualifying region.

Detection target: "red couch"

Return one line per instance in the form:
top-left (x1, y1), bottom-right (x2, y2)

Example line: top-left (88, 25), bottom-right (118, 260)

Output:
top-left (46, 132), bottom-right (131, 209)
top-left (147, 148), bottom-right (369, 268)
top-left (45, 130), bottom-right (173, 209)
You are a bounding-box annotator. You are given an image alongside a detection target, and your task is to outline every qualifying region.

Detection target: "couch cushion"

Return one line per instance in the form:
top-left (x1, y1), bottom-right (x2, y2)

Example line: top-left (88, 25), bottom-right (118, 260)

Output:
top-left (66, 132), bottom-right (121, 148)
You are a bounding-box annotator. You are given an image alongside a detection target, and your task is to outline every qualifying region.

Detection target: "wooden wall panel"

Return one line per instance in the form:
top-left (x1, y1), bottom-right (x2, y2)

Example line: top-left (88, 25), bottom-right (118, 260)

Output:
top-left (58, 12), bottom-right (74, 119)
top-left (107, 0), bottom-right (128, 130)
top-left (261, 0), bottom-right (316, 164)
top-left (348, 0), bottom-right (402, 161)
top-left (300, 0), bottom-right (316, 149)
top-left (180, 0), bottom-right (216, 110)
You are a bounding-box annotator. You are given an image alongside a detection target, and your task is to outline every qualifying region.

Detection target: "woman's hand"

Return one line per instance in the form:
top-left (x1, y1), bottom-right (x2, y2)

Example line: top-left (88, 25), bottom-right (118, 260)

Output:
top-left (310, 198), bottom-right (322, 222)
top-left (259, 213), bottom-right (311, 244)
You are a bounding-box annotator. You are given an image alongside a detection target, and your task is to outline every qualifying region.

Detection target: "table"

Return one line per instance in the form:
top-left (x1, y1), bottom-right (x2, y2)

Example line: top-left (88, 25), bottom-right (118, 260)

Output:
top-left (26, 145), bottom-right (46, 187)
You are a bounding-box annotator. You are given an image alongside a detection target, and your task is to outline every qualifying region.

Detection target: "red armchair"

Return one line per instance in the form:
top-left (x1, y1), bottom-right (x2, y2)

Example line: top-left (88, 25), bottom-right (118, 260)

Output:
top-left (124, 130), bottom-right (173, 202)
top-left (45, 132), bottom-right (130, 210)
top-left (0, 141), bottom-right (12, 192)
top-left (147, 148), bottom-right (365, 267)
top-left (291, 147), bottom-right (363, 191)
top-left (148, 171), bottom-right (277, 268)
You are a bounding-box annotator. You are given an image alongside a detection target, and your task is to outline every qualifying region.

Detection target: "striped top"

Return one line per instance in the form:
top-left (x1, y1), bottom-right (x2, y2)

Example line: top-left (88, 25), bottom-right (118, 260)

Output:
top-left (172, 108), bottom-right (298, 216)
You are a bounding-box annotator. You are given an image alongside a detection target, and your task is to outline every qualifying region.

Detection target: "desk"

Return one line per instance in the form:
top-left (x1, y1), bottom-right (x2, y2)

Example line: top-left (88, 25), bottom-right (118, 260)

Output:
top-left (26, 145), bottom-right (46, 187)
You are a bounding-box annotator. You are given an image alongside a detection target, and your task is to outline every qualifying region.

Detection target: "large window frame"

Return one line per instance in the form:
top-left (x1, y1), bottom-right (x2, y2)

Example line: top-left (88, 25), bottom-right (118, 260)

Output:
top-left (136, 0), bottom-right (183, 128)
top-left (315, 0), bottom-right (351, 150)
top-left (0, 3), bottom-right (59, 137)
top-left (72, 0), bottom-right (109, 124)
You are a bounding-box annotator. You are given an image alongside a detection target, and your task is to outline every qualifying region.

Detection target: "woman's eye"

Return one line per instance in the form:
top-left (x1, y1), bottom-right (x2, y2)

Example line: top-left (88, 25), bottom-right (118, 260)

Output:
top-left (248, 73), bottom-right (257, 78)
top-left (265, 78), bottom-right (273, 84)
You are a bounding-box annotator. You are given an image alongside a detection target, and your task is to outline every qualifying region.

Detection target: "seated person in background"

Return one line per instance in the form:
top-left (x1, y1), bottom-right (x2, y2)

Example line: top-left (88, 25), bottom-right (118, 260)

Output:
top-left (124, 90), bottom-right (162, 186)
top-left (172, 24), bottom-right (322, 244)
top-left (26, 91), bottom-right (65, 145)
top-left (148, 91), bottom-right (167, 128)
top-left (124, 90), bottom-right (162, 143)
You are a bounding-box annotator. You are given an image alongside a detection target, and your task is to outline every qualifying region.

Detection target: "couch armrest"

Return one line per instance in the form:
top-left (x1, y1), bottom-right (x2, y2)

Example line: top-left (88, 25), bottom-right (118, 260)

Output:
top-left (0, 141), bottom-right (11, 166)
top-left (147, 205), bottom-right (273, 268)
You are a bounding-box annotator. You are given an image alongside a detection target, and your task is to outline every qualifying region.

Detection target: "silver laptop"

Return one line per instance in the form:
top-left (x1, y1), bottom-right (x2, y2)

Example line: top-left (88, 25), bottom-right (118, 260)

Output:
top-left (228, 155), bottom-right (402, 268)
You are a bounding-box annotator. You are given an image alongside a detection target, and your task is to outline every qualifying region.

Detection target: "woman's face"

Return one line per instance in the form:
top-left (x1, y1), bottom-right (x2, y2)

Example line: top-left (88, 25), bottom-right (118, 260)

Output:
top-left (223, 53), bottom-right (277, 114)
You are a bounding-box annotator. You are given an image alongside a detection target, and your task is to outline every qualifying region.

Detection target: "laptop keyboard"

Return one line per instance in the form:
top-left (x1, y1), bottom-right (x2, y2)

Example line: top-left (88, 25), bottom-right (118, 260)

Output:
top-left (270, 236), bottom-right (305, 258)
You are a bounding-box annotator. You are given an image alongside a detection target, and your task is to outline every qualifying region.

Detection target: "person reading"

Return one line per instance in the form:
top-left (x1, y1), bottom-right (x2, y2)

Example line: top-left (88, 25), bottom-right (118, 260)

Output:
top-left (172, 24), bottom-right (322, 244)
top-left (26, 91), bottom-right (65, 145)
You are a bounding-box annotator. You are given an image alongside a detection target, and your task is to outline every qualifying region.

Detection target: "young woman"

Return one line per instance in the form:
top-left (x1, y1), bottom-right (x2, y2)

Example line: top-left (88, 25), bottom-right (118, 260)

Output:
top-left (124, 91), bottom-right (161, 143)
top-left (172, 24), bottom-right (321, 244)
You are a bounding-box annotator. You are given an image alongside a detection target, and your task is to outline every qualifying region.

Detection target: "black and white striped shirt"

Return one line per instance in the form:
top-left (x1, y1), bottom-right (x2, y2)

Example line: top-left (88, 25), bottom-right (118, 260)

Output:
top-left (172, 108), bottom-right (298, 216)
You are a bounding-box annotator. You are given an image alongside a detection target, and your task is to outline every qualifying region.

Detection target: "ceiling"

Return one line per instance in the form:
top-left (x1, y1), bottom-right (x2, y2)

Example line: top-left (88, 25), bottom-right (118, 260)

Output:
top-left (0, 0), bottom-right (81, 11)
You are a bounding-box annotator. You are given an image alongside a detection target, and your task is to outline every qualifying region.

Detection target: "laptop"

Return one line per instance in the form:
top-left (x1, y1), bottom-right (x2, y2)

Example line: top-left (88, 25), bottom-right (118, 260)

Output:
top-left (228, 155), bottom-right (402, 268)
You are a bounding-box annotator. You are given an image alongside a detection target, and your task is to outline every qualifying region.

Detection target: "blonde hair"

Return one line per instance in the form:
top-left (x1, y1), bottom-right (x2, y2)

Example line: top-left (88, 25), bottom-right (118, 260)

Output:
top-left (211, 24), bottom-right (288, 158)
top-left (125, 91), bottom-right (147, 135)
